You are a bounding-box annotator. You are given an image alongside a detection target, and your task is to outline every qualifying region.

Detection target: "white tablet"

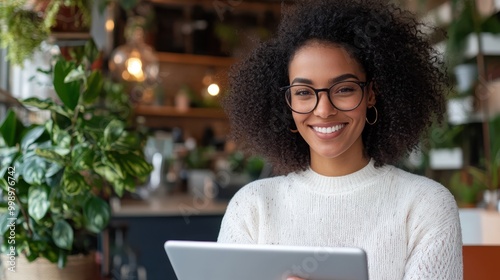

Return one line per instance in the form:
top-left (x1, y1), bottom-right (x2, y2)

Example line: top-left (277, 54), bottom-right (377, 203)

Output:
top-left (164, 240), bottom-right (369, 280)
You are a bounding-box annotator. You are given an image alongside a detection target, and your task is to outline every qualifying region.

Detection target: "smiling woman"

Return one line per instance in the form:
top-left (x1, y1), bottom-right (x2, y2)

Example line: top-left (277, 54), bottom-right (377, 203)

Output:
top-left (286, 42), bottom-right (375, 176)
top-left (217, 0), bottom-right (462, 279)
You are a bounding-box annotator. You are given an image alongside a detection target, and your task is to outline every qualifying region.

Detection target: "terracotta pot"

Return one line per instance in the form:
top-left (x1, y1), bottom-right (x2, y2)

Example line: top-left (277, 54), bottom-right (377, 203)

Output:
top-left (1, 253), bottom-right (99, 280)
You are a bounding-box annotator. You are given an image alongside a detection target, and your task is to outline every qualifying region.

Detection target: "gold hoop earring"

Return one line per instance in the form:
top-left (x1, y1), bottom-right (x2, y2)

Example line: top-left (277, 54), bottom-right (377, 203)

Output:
top-left (289, 128), bottom-right (298, 133)
top-left (366, 106), bottom-right (378, 125)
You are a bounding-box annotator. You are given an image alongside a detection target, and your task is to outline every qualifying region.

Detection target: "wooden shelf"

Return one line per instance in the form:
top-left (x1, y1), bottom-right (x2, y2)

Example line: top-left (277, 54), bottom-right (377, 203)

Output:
top-left (49, 32), bottom-right (92, 47)
top-left (134, 105), bottom-right (227, 119)
top-left (50, 32), bottom-right (92, 40)
top-left (134, 105), bottom-right (230, 140)
top-left (155, 52), bottom-right (235, 67)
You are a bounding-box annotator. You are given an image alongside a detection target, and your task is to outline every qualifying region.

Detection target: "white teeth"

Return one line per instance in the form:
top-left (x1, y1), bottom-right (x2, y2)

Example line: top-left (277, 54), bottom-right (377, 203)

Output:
top-left (313, 124), bottom-right (345, 134)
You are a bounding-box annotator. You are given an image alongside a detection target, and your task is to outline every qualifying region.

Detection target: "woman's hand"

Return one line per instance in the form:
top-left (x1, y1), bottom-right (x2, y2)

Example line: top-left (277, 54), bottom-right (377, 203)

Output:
top-left (286, 277), bottom-right (307, 280)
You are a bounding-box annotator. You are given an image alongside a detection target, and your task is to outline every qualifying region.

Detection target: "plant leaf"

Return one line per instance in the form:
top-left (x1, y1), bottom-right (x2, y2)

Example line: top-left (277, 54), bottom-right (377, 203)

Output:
top-left (22, 98), bottom-right (72, 118)
top-left (52, 220), bottom-right (73, 250)
top-left (0, 213), bottom-right (13, 235)
top-left (113, 175), bottom-right (136, 196)
top-left (84, 70), bottom-right (103, 103)
top-left (84, 196), bottom-right (110, 233)
top-left (84, 39), bottom-right (99, 64)
top-left (467, 166), bottom-right (488, 189)
top-left (46, 167), bottom-right (64, 189)
top-left (121, 152), bottom-right (153, 177)
top-left (21, 98), bottom-right (53, 110)
top-left (35, 148), bottom-right (67, 164)
top-left (94, 162), bottom-right (121, 183)
top-left (64, 65), bottom-right (86, 83)
top-left (28, 185), bottom-right (50, 221)
top-left (21, 156), bottom-right (47, 185)
top-left (53, 59), bottom-right (80, 110)
top-left (0, 178), bottom-right (8, 192)
top-left (46, 162), bottom-right (64, 178)
top-left (103, 119), bottom-right (125, 147)
top-left (62, 169), bottom-right (88, 196)
top-left (103, 152), bottom-right (126, 179)
top-left (0, 110), bottom-right (25, 147)
top-left (21, 126), bottom-right (46, 151)
top-left (52, 126), bottom-right (71, 149)
top-left (71, 143), bottom-right (94, 171)
top-left (111, 131), bottom-right (142, 150)
top-left (57, 249), bottom-right (68, 269)
top-left (0, 147), bottom-right (19, 178)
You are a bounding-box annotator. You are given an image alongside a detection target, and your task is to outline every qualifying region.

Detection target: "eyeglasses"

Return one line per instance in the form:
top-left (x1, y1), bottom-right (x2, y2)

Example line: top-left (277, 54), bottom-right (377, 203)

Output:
top-left (281, 81), bottom-right (368, 114)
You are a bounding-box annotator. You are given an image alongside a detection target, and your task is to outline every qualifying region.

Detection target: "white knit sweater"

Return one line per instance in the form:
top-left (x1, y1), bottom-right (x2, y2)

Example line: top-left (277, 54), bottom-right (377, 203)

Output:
top-left (218, 160), bottom-right (463, 279)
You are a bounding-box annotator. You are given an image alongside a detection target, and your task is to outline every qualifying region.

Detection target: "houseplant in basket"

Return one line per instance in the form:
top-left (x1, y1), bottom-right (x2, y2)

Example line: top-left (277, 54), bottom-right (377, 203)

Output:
top-left (0, 41), bottom-right (152, 279)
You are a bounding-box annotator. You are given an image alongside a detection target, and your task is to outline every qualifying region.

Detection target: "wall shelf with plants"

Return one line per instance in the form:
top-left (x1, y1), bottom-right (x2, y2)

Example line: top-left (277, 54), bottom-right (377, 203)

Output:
top-left (425, 0), bottom-right (500, 210)
top-left (109, 0), bottom-right (280, 144)
top-left (134, 105), bottom-right (229, 143)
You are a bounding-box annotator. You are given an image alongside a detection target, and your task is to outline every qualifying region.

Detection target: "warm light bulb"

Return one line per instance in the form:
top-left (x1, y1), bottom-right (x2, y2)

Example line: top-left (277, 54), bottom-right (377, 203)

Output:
top-left (126, 57), bottom-right (145, 81)
top-left (207, 83), bottom-right (220, 96)
top-left (108, 16), bottom-right (159, 86)
top-left (105, 19), bottom-right (115, 31)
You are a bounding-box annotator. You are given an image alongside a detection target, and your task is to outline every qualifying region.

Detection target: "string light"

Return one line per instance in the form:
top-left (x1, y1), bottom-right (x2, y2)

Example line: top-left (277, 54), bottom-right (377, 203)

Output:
top-left (207, 83), bottom-right (220, 96)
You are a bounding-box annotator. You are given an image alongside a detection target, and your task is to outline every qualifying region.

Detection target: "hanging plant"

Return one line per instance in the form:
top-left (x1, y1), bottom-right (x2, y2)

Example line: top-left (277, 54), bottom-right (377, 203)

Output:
top-left (0, 4), bottom-right (49, 65)
top-left (0, 0), bottom-right (93, 65)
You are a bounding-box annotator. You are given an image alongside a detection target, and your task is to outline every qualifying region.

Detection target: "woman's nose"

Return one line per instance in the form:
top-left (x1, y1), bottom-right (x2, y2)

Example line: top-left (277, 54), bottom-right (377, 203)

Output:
top-left (313, 91), bottom-right (337, 118)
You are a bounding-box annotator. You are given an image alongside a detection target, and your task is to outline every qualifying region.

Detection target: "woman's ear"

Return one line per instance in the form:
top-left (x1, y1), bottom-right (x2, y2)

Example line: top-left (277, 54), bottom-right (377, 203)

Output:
top-left (367, 82), bottom-right (376, 107)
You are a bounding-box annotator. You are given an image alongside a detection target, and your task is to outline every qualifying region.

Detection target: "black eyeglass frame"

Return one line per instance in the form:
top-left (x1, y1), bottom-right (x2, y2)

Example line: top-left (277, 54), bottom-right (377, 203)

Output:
top-left (280, 80), bottom-right (369, 114)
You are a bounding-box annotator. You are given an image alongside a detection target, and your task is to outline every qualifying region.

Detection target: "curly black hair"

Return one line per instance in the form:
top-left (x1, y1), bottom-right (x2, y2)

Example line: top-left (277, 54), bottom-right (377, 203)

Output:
top-left (222, 0), bottom-right (448, 174)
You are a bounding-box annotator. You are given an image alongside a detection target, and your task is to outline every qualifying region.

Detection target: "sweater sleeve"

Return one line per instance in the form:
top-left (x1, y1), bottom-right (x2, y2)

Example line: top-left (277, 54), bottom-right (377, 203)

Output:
top-left (403, 183), bottom-right (463, 280)
top-left (217, 185), bottom-right (259, 244)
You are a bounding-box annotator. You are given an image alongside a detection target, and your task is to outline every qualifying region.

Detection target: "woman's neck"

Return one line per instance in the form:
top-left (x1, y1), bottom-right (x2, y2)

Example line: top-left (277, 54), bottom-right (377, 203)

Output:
top-left (310, 152), bottom-right (370, 177)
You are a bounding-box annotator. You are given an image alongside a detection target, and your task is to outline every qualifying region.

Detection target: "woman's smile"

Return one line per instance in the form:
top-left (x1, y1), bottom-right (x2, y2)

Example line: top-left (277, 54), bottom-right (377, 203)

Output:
top-left (310, 123), bottom-right (346, 139)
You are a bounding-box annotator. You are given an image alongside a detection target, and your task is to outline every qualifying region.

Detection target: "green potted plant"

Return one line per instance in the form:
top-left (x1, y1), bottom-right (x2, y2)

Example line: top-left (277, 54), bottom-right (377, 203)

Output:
top-left (184, 146), bottom-right (216, 198)
top-left (464, 115), bottom-right (500, 211)
top-left (444, 0), bottom-right (500, 210)
top-left (448, 115), bottom-right (500, 210)
top-left (0, 0), bottom-right (93, 65)
top-left (0, 41), bottom-right (152, 279)
top-left (449, 170), bottom-right (485, 208)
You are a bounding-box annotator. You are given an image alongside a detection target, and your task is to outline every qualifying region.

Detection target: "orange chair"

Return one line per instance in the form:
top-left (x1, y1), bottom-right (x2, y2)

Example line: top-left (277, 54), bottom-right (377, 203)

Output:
top-left (463, 246), bottom-right (500, 280)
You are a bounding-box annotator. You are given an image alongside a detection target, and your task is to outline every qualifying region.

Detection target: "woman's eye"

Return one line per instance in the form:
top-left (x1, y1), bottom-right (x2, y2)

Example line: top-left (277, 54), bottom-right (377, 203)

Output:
top-left (335, 87), bottom-right (355, 95)
top-left (294, 89), bottom-right (313, 96)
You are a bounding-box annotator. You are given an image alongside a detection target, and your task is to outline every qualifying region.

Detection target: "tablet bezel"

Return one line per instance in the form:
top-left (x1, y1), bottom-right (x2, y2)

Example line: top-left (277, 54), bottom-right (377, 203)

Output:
top-left (164, 240), bottom-right (369, 280)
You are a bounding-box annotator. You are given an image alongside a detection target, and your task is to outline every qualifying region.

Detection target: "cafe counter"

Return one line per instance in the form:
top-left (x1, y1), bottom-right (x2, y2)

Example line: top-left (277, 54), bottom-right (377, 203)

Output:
top-left (106, 194), bottom-right (228, 280)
